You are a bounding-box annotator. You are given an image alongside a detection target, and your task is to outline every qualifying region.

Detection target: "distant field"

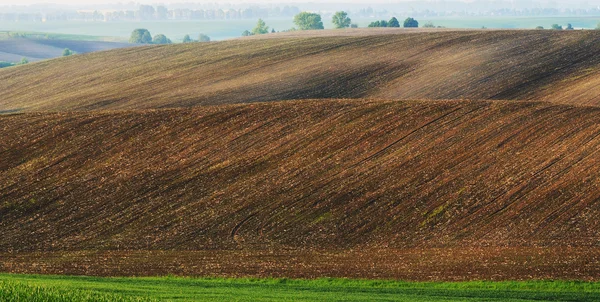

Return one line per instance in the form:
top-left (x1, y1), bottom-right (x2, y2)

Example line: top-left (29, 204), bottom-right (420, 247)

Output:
top-left (2, 274), bottom-right (600, 301)
top-left (0, 38), bottom-right (135, 62)
top-left (0, 31), bottom-right (122, 42)
top-left (0, 16), bottom-right (598, 42)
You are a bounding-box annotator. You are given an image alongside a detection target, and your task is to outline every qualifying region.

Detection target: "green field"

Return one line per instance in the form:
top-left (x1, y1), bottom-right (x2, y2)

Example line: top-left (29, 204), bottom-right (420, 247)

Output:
top-left (1, 274), bottom-right (600, 301)
top-left (0, 16), bottom-right (598, 42)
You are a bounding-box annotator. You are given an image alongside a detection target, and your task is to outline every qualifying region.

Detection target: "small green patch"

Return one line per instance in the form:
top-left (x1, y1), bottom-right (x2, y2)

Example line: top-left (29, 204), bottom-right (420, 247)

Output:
top-left (421, 202), bottom-right (449, 227)
top-left (313, 212), bottom-right (332, 224)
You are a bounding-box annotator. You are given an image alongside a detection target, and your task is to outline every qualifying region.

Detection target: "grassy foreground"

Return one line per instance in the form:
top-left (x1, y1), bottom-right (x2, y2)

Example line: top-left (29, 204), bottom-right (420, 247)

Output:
top-left (1, 274), bottom-right (600, 301)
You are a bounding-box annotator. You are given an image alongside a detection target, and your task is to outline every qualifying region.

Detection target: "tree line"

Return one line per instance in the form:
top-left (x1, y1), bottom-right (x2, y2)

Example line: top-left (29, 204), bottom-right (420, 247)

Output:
top-left (241, 11), bottom-right (425, 37)
top-left (129, 13), bottom-right (600, 43)
top-left (129, 29), bottom-right (211, 44)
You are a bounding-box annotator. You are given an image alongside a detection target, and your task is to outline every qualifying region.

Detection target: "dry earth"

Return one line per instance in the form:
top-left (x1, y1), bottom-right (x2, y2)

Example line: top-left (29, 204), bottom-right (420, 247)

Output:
top-left (1, 30), bottom-right (600, 111)
top-left (2, 30), bottom-right (600, 281)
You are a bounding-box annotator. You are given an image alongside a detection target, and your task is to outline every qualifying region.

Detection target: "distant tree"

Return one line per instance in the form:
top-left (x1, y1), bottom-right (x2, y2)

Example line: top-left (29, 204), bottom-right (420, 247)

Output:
top-left (156, 6), bottom-right (168, 20)
top-left (404, 17), bottom-right (419, 28)
top-left (535, 26), bottom-right (544, 30)
top-left (242, 30), bottom-right (253, 36)
top-left (252, 19), bottom-right (270, 35)
top-left (368, 21), bottom-right (381, 27)
top-left (423, 21), bottom-right (435, 28)
top-left (388, 17), bottom-right (400, 28)
top-left (182, 34), bottom-right (193, 43)
top-left (20, 57), bottom-right (28, 65)
top-left (332, 11), bottom-right (352, 29)
top-left (62, 48), bottom-right (74, 56)
top-left (152, 34), bottom-right (172, 44)
top-left (350, 23), bottom-right (358, 28)
top-left (271, 28), bottom-right (276, 33)
top-left (551, 24), bottom-right (563, 30)
top-left (138, 5), bottom-right (155, 20)
top-left (198, 33), bottom-right (211, 42)
top-left (565, 23), bottom-right (574, 30)
top-left (369, 20), bottom-right (393, 27)
top-left (129, 28), bottom-right (152, 44)
top-left (294, 12), bottom-right (324, 30)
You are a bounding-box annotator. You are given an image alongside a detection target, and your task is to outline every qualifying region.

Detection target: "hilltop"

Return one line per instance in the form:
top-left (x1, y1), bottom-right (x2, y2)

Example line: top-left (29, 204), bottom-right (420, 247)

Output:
top-left (1, 30), bottom-right (600, 112)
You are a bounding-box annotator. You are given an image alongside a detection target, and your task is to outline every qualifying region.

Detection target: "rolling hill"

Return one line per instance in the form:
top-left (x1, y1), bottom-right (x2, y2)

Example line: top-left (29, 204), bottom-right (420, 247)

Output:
top-left (0, 30), bottom-right (600, 112)
top-left (0, 38), bottom-right (134, 63)
top-left (2, 29), bottom-right (600, 280)
top-left (2, 99), bottom-right (600, 279)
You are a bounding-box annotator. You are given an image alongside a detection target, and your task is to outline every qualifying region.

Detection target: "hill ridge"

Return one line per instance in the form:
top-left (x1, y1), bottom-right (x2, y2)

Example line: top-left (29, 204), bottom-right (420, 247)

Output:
top-left (1, 30), bottom-right (600, 112)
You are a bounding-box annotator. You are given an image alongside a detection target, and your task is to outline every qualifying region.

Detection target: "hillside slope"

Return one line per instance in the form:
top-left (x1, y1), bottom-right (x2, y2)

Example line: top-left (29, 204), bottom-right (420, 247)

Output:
top-left (0, 30), bottom-right (600, 111)
top-left (2, 99), bottom-right (600, 253)
top-left (0, 38), bottom-right (134, 63)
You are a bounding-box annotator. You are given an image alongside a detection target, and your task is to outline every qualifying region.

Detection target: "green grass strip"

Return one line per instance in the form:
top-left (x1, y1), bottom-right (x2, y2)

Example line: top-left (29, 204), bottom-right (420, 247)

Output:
top-left (1, 274), bottom-right (599, 301)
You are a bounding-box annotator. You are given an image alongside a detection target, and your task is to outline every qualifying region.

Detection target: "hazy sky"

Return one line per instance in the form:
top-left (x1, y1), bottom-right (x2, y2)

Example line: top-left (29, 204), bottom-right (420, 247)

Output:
top-left (1, 0), bottom-right (598, 5)
top-left (2, 0), bottom-right (384, 4)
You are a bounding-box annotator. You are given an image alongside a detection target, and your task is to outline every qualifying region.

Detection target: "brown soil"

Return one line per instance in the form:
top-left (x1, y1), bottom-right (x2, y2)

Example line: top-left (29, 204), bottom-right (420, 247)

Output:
top-left (2, 99), bottom-right (600, 280)
top-left (3, 30), bottom-right (600, 281)
top-left (1, 30), bottom-right (600, 112)
top-left (2, 247), bottom-right (599, 281)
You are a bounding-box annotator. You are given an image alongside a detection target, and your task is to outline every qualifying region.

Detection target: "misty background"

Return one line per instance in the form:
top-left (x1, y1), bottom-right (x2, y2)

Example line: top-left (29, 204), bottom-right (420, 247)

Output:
top-left (0, 1), bottom-right (599, 60)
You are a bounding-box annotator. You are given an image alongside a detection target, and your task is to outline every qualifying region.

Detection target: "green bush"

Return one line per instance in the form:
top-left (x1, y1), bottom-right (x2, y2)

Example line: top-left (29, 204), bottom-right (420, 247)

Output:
top-left (294, 12), bottom-right (324, 30)
top-left (388, 17), bottom-right (400, 28)
top-left (129, 29), bottom-right (152, 44)
top-left (252, 19), bottom-right (270, 35)
top-left (332, 11), bottom-right (352, 29)
top-left (63, 48), bottom-right (74, 56)
top-left (404, 17), bottom-right (419, 28)
top-left (152, 34), bottom-right (172, 44)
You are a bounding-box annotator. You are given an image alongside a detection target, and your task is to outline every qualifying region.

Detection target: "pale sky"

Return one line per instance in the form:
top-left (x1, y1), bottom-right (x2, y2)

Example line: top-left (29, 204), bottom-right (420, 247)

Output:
top-left (0, 0), bottom-right (597, 6)
top-left (1, 0), bottom-right (391, 4)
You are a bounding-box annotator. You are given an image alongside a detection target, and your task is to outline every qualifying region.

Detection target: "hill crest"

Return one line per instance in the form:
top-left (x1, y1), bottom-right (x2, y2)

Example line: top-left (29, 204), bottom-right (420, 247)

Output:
top-left (1, 30), bottom-right (600, 112)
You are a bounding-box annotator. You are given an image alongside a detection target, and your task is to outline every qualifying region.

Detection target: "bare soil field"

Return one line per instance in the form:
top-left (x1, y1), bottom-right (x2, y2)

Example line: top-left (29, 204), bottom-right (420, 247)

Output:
top-left (2, 247), bottom-right (600, 281)
top-left (3, 30), bottom-right (600, 281)
top-left (1, 30), bottom-right (600, 111)
top-left (0, 38), bottom-right (134, 62)
top-left (2, 99), bottom-right (600, 279)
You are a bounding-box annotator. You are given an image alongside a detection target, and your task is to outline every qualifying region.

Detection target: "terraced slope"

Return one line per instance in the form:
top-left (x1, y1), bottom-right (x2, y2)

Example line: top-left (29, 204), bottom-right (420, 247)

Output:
top-left (1, 30), bottom-right (600, 112)
top-left (2, 99), bottom-right (600, 254)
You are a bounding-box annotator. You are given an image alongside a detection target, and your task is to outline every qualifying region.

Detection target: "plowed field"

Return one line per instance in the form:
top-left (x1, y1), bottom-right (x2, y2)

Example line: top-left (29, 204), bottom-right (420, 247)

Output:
top-left (2, 99), bottom-right (600, 280)
top-left (1, 30), bottom-right (600, 112)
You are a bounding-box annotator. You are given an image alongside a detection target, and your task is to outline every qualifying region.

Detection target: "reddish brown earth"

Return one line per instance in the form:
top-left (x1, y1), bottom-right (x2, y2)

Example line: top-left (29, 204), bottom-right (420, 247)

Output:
top-left (2, 99), bottom-right (600, 280)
